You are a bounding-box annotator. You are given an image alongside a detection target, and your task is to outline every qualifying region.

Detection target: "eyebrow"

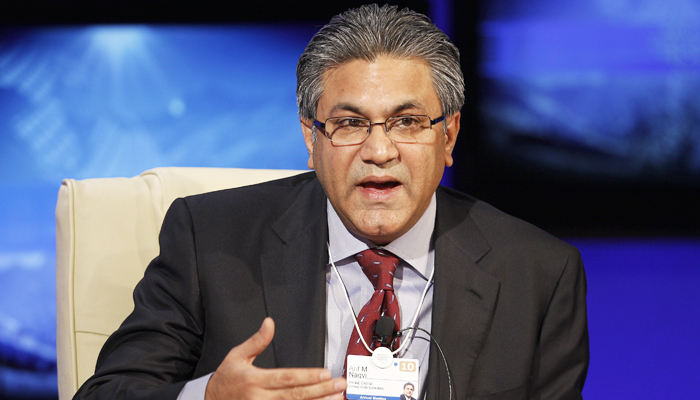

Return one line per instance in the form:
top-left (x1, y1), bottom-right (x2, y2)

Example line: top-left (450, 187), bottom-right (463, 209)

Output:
top-left (329, 101), bottom-right (426, 117)
top-left (330, 103), bottom-right (363, 115)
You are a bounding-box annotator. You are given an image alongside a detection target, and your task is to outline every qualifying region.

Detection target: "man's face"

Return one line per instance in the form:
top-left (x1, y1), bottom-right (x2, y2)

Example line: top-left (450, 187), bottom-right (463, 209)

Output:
top-left (404, 384), bottom-right (414, 398)
top-left (302, 56), bottom-right (459, 245)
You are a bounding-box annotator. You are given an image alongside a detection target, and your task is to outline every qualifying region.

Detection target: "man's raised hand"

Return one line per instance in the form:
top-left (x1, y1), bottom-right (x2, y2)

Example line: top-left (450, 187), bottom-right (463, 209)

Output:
top-left (205, 317), bottom-right (346, 400)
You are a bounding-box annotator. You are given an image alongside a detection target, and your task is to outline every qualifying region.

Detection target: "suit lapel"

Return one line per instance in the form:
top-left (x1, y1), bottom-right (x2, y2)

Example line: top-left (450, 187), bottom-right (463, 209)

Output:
top-left (260, 177), bottom-right (328, 369)
top-left (426, 188), bottom-right (500, 400)
top-left (256, 178), bottom-right (501, 393)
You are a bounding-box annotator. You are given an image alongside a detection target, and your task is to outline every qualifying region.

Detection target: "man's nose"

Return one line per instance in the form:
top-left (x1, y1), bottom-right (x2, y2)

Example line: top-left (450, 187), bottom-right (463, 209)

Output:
top-left (359, 123), bottom-right (399, 165)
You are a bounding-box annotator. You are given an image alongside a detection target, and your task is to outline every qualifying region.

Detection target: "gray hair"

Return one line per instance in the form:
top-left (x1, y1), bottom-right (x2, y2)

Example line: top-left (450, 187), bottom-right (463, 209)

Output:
top-left (296, 3), bottom-right (465, 122)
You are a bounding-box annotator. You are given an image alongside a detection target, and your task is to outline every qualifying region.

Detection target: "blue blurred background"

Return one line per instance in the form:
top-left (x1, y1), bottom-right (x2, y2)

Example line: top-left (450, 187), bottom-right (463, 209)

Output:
top-left (0, 0), bottom-right (698, 398)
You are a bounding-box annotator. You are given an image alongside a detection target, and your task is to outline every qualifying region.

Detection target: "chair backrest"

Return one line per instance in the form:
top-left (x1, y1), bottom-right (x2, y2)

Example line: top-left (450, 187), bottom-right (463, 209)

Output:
top-left (55, 167), bottom-right (305, 399)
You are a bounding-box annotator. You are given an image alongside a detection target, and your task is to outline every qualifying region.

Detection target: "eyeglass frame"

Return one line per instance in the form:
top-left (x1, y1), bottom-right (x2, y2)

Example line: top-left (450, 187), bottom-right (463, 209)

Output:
top-left (312, 114), bottom-right (447, 145)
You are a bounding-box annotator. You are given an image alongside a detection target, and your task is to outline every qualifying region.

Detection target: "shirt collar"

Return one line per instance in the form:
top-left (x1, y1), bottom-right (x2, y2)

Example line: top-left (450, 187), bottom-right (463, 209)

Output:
top-left (327, 193), bottom-right (436, 279)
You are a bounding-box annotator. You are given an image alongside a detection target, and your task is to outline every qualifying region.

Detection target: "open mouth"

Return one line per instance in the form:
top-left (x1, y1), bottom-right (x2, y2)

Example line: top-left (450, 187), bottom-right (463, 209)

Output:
top-left (359, 181), bottom-right (400, 190)
top-left (357, 179), bottom-right (402, 200)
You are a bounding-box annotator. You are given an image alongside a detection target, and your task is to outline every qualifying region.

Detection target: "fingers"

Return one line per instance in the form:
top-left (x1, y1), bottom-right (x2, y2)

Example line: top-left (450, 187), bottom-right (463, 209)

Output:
top-left (256, 369), bottom-right (346, 400)
top-left (229, 317), bottom-right (275, 364)
top-left (208, 363), bottom-right (346, 400)
top-left (205, 317), bottom-right (347, 400)
top-left (279, 376), bottom-right (346, 400)
top-left (257, 368), bottom-right (334, 390)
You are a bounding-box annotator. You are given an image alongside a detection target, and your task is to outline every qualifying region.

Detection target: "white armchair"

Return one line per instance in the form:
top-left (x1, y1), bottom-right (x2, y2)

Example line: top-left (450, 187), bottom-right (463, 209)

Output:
top-left (55, 167), bottom-right (305, 399)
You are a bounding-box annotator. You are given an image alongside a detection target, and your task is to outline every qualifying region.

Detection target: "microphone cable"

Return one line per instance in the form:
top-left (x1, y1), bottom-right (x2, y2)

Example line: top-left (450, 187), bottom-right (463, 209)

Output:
top-left (395, 326), bottom-right (454, 400)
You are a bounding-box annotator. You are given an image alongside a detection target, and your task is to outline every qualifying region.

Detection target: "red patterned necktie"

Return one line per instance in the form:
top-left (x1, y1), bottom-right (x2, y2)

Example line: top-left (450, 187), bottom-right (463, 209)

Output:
top-left (344, 248), bottom-right (401, 370)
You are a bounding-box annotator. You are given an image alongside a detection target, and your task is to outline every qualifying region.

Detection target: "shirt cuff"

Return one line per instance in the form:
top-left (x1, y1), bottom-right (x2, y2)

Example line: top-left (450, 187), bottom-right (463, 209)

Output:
top-left (176, 373), bottom-right (213, 400)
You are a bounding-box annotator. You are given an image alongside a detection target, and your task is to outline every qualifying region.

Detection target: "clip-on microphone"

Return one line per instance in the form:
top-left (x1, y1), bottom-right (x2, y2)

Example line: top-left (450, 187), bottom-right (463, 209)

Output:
top-left (374, 315), bottom-right (398, 350)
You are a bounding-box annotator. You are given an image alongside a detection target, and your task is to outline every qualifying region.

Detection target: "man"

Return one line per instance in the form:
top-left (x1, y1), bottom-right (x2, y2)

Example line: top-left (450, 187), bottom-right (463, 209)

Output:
top-left (401, 382), bottom-right (417, 400)
top-left (74, 4), bottom-right (588, 400)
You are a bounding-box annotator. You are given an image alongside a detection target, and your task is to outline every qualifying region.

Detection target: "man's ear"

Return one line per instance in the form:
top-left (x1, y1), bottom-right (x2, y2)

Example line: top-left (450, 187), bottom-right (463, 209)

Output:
top-left (301, 119), bottom-right (315, 170)
top-left (443, 112), bottom-right (460, 167)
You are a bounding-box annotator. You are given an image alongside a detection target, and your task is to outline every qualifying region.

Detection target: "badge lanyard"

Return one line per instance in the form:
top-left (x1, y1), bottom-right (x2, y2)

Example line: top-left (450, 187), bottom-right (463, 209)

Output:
top-left (327, 243), bottom-right (434, 356)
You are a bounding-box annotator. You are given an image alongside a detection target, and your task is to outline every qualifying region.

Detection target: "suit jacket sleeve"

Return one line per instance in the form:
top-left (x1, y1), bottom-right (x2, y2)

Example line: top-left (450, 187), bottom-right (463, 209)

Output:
top-left (73, 198), bottom-right (204, 400)
top-left (531, 247), bottom-right (588, 399)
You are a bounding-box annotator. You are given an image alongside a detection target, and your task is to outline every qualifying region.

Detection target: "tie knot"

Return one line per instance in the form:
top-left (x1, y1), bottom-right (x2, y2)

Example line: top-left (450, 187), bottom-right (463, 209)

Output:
top-left (355, 249), bottom-right (398, 291)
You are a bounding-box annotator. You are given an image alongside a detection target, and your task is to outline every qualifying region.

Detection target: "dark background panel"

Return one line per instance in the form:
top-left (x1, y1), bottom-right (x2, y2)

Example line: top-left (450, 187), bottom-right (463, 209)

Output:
top-left (452, 0), bottom-right (700, 237)
top-left (1, 0), bottom-right (428, 24)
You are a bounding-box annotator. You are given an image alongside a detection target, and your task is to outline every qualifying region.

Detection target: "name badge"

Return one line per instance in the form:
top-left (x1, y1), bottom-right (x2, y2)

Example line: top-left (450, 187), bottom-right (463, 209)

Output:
top-left (346, 354), bottom-right (420, 400)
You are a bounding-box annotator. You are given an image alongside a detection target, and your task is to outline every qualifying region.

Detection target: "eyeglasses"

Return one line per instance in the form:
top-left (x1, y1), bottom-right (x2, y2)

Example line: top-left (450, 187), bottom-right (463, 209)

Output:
top-left (313, 115), bottom-right (446, 145)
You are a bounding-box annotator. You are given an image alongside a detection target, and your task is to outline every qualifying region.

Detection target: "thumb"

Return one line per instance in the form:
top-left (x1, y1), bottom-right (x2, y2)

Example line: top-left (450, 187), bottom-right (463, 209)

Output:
top-left (229, 317), bottom-right (275, 364)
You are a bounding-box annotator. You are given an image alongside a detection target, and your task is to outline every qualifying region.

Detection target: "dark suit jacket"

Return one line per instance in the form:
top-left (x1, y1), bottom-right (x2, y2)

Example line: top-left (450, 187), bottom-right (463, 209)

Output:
top-left (74, 172), bottom-right (588, 400)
